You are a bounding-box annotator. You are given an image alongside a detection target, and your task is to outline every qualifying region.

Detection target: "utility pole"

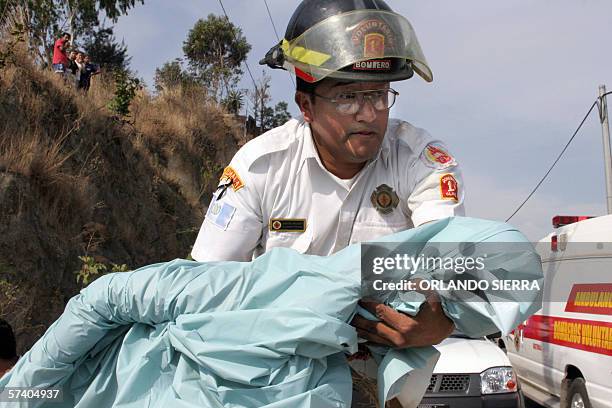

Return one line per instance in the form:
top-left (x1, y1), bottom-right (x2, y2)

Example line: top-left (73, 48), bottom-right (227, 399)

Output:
top-left (243, 89), bottom-right (249, 141)
top-left (599, 85), bottom-right (612, 214)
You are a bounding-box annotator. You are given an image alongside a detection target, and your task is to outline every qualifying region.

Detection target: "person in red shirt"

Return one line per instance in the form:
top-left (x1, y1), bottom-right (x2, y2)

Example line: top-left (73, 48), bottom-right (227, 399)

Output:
top-left (52, 32), bottom-right (71, 74)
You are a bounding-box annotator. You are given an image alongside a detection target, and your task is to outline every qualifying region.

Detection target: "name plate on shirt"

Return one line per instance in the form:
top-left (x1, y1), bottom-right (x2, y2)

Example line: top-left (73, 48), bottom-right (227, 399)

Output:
top-left (269, 218), bottom-right (306, 232)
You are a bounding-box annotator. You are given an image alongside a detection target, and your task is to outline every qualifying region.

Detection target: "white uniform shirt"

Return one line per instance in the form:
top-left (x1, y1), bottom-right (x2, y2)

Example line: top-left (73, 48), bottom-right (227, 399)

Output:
top-left (191, 118), bottom-right (465, 262)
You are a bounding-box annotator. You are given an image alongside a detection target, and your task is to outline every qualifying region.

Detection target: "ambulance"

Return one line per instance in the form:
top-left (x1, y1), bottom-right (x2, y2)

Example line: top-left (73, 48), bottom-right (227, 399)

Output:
top-left (505, 214), bottom-right (612, 408)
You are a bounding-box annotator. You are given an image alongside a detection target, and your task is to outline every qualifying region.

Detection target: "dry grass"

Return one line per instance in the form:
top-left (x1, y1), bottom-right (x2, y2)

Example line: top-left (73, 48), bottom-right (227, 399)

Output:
top-left (0, 133), bottom-right (89, 219)
top-left (0, 36), bottom-right (245, 352)
top-left (352, 367), bottom-right (380, 408)
top-left (0, 41), bottom-right (244, 217)
top-left (134, 85), bottom-right (231, 155)
top-left (128, 84), bottom-right (243, 206)
top-left (0, 41), bottom-right (239, 216)
top-left (0, 46), bottom-right (95, 223)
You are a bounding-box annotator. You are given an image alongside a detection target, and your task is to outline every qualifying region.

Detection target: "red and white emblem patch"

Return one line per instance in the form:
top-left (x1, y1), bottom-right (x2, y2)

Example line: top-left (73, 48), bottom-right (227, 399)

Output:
top-left (440, 174), bottom-right (459, 201)
top-left (219, 166), bottom-right (245, 192)
top-left (421, 143), bottom-right (456, 169)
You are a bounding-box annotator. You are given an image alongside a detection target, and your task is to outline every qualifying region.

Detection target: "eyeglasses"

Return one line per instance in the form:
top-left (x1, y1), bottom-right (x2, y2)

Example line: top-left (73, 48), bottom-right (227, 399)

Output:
top-left (313, 88), bottom-right (399, 115)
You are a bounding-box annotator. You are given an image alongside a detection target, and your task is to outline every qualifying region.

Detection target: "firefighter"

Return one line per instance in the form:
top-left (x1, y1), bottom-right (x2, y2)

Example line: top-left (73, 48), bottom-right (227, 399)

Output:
top-left (192, 0), bottom-right (461, 376)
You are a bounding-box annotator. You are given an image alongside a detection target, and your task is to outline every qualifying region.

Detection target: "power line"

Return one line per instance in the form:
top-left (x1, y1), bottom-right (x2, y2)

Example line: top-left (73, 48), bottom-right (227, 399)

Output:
top-left (505, 92), bottom-right (612, 222)
top-left (262, 0), bottom-right (281, 43)
top-left (217, 0), bottom-right (258, 91)
top-left (262, 0), bottom-right (295, 87)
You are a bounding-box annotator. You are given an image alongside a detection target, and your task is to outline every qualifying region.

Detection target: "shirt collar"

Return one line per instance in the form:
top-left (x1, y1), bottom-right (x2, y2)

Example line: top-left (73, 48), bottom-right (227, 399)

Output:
top-left (297, 119), bottom-right (391, 175)
top-left (297, 120), bottom-right (322, 175)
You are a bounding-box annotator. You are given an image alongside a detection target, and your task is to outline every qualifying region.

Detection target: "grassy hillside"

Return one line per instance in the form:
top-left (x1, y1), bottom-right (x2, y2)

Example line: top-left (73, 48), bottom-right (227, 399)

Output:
top-left (0, 46), bottom-right (246, 353)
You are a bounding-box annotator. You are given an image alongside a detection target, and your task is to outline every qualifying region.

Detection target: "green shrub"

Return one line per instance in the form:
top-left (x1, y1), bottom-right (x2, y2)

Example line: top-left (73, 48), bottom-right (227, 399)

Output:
top-left (107, 70), bottom-right (141, 117)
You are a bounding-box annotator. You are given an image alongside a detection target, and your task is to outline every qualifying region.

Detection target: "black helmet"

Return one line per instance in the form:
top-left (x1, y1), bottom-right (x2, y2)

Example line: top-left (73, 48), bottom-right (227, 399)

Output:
top-left (260, 0), bottom-right (433, 83)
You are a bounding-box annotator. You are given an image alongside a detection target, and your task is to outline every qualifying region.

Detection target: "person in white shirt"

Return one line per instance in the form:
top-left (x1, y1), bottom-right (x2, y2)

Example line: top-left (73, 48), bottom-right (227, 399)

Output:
top-left (192, 0), bottom-right (461, 352)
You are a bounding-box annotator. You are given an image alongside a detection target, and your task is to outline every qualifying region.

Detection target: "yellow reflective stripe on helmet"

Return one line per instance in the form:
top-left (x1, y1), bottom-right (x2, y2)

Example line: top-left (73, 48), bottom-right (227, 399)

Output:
top-left (281, 39), bottom-right (331, 67)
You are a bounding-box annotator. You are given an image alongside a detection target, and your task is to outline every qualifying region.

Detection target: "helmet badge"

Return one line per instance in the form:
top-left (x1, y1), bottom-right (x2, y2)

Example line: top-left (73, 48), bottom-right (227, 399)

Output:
top-left (364, 33), bottom-right (385, 59)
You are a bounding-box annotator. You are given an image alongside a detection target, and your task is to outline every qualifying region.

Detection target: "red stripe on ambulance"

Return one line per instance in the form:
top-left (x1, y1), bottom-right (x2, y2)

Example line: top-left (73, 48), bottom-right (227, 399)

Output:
top-left (522, 315), bottom-right (612, 356)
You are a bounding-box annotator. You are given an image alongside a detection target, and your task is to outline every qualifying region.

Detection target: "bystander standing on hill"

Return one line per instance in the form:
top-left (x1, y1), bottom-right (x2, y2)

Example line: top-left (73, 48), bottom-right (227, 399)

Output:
top-left (67, 50), bottom-right (78, 76)
top-left (77, 55), bottom-right (101, 92)
top-left (73, 51), bottom-right (85, 87)
top-left (0, 319), bottom-right (18, 376)
top-left (51, 32), bottom-right (71, 75)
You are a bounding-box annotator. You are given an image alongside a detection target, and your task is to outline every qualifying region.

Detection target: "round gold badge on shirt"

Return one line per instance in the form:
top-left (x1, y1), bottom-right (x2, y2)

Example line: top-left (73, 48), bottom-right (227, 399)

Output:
top-left (271, 220), bottom-right (282, 230)
top-left (370, 184), bottom-right (399, 214)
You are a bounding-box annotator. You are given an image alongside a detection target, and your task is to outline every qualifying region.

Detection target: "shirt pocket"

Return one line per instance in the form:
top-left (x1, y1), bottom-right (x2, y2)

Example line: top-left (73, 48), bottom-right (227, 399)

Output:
top-left (264, 225), bottom-right (314, 253)
top-left (350, 220), bottom-right (412, 244)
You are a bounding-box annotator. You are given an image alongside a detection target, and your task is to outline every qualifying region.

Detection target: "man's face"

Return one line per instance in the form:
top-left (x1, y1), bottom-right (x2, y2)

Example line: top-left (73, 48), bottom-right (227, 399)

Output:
top-left (84, 56), bottom-right (90, 63)
top-left (69, 51), bottom-right (76, 60)
top-left (298, 80), bottom-right (390, 168)
top-left (76, 53), bottom-right (84, 62)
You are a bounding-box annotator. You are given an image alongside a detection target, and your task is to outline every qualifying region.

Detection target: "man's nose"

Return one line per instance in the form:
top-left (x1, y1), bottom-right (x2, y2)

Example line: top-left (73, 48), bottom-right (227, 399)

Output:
top-left (354, 98), bottom-right (377, 122)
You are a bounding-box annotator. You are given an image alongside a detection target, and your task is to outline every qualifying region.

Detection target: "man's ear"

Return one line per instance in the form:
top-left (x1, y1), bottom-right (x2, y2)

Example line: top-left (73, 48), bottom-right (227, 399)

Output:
top-left (295, 91), bottom-right (314, 123)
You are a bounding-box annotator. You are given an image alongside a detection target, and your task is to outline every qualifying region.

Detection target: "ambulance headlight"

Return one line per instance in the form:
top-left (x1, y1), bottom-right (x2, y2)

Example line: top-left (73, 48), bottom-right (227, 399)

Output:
top-left (480, 367), bottom-right (518, 394)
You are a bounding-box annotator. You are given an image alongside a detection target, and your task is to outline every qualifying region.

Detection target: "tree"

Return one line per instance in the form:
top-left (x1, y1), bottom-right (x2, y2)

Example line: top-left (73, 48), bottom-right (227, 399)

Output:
top-left (272, 101), bottom-right (291, 127)
top-left (260, 102), bottom-right (292, 131)
top-left (222, 90), bottom-right (244, 115)
top-left (0, 0), bottom-right (143, 66)
top-left (249, 72), bottom-right (272, 134)
top-left (248, 73), bottom-right (292, 134)
top-left (82, 26), bottom-right (130, 71)
top-left (260, 106), bottom-right (275, 131)
top-left (154, 59), bottom-right (194, 92)
top-left (182, 14), bottom-right (251, 100)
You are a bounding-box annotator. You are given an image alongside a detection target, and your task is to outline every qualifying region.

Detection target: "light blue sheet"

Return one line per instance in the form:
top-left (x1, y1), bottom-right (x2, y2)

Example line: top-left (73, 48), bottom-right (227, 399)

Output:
top-left (0, 217), bottom-right (543, 407)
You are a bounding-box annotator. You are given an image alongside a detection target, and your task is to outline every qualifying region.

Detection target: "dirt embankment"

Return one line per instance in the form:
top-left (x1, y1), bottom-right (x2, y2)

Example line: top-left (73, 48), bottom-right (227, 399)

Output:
top-left (0, 51), bottom-right (246, 353)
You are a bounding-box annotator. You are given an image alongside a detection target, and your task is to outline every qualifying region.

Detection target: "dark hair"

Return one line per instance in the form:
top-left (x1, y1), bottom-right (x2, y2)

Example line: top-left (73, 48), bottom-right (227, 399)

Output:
top-left (0, 319), bottom-right (17, 360)
top-left (61, 32), bottom-right (71, 38)
top-left (296, 77), bottom-right (317, 95)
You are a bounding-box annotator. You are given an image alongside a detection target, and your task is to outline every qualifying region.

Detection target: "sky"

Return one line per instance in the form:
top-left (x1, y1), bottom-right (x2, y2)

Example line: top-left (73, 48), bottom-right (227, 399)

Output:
top-left (112, 0), bottom-right (612, 241)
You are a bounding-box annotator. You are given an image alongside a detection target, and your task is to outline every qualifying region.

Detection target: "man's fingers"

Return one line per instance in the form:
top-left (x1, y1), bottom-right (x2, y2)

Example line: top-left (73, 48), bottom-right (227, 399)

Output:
top-left (351, 315), bottom-right (395, 337)
top-left (352, 315), bottom-right (407, 348)
top-left (355, 298), bottom-right (454, 348)
top-left (358, 299), bottom-right (379, 314)
top-left (375, 304), bottom-right (417, 332)
top-left (356, 329), bottom-right (394, 347)
top-left (350, 314), bottom-right (377, 331)
top-left (359, 300), bottom-right (417, 333)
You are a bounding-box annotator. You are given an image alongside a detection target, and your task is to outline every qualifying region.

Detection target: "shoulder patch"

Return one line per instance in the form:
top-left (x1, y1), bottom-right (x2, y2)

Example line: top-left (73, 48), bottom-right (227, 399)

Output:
top-left (440, 174), bottom-right (459, 201)
top-left (421, 143), bottom-right (456, 169)
top-left (206, 195), bottom-right (236, 230)
top-left (220, 166), bottom-right (244, 192)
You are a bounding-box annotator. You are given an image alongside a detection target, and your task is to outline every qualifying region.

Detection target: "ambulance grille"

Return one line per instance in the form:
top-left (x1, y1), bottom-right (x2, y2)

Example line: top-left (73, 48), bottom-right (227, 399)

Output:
top-left (438, 374), bottom-right (470, 392)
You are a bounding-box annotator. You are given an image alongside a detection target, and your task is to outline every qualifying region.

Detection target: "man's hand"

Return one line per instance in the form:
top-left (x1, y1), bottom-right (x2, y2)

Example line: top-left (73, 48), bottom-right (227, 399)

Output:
top-left (351, 291), bottom-right (454, 348)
